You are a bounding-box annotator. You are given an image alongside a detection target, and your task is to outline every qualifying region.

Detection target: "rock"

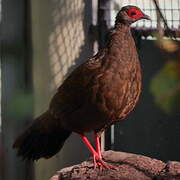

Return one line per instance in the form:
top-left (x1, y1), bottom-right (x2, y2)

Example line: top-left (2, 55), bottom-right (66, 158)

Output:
top-left (49, 151), bottom-right (180, 180)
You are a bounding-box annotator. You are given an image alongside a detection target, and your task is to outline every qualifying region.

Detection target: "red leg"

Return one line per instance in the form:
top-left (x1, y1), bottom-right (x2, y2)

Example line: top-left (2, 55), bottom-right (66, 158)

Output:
top-left (79, 133), bottom-right (114, 168)
top-left (94, 134), bottom-right (102, 159)
top-left (79, 134), bottom-right (99, 158)
top-left (94, 133), bottom-right (115, 169)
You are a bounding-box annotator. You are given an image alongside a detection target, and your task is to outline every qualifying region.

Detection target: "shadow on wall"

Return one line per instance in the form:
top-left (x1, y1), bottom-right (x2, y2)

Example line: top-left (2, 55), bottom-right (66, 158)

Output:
top-left (48, 0), bottom-right (94, 92)
top-left (32, 0), bottom-right (94, 179)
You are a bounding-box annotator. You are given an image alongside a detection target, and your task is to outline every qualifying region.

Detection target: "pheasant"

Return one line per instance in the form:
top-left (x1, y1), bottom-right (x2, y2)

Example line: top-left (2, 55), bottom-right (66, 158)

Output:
top-left (13, 6), bottom-right (150, 168)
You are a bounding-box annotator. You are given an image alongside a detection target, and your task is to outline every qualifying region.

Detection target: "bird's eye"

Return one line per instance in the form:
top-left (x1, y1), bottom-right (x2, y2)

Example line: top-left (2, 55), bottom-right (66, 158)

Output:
top-left (126, 8), bottom-right (143, 19)
top-left (130, 12), bottom-right (136, 16)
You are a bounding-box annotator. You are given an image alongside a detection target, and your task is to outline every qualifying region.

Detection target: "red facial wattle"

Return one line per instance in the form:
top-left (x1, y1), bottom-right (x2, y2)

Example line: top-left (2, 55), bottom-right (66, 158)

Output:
top-left (126, 8), bottom-right (143, 19)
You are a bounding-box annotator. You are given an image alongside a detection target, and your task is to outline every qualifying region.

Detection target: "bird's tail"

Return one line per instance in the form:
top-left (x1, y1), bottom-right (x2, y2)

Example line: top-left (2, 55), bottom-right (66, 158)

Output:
top-left (13, 111), bottom-right (72, 160)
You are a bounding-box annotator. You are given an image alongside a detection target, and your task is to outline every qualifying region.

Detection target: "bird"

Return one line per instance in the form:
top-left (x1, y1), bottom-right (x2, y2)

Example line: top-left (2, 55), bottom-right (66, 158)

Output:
top-left (13, 6), bottom-right (150, 168)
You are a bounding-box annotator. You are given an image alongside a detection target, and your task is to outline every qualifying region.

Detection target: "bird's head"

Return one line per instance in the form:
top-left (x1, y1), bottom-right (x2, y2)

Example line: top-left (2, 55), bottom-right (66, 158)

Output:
top-left (115, 5), bottom-right (151, 26)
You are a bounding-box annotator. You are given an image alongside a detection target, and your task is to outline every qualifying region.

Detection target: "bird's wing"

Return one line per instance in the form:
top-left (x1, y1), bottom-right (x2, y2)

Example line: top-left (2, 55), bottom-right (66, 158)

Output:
top-left (49, 50), bottom-right (106, 119)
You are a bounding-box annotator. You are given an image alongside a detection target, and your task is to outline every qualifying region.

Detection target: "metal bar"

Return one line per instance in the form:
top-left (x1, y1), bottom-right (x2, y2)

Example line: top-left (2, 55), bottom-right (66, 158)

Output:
top-left (97, 0), bottom-right (110, 48)
top-left (152, 0), bottom-right (175, 38)
top-left (97, 0), bottom-right (112, 150)
top-left (154, 0), bottom-right (164, 37)
top-left (150, 0), bottom-right (153, 27)
top-left (178, 0), bottom-right (180, 28)
top-left (163, 0), bottom-right (165, 28)
top-left (171, 0), bottom-right (173, 28)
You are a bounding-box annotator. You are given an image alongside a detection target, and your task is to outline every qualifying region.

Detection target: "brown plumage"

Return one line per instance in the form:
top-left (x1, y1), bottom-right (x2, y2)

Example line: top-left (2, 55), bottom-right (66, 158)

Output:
top-left (13, 6), bottom-right (150, 164)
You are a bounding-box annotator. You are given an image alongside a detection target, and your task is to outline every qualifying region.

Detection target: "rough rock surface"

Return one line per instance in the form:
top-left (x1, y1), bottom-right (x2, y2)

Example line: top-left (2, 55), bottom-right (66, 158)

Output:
top-left (50, 151), bottom-right (180, 180)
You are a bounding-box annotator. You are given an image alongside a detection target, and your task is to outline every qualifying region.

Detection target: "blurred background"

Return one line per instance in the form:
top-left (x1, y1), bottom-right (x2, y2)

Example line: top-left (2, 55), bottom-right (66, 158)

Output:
top-left (1, 0), bottom-right (180, 180)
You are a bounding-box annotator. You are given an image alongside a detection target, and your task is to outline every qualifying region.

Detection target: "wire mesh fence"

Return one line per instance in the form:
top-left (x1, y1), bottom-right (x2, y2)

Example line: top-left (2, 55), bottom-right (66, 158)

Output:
top-left (107, 0), bottom-right (180, 38)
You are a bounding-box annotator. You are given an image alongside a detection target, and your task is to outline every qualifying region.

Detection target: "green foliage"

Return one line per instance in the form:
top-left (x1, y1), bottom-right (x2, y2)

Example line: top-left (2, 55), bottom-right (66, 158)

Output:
top-left (150, 60), bottom-right (180, 113)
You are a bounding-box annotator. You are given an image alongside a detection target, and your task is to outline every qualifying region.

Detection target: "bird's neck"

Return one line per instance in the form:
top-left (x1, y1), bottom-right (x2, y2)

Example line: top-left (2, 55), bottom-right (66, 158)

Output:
top-left (114, 22), bottom-right (130, 30)
top-left (105, 23), bottom-right (137, 63)
top-left (107, 23), bottom-right (132, 49)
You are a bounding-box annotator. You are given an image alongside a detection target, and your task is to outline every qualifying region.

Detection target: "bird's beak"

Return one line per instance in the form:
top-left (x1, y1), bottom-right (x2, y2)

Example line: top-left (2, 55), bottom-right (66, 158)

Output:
top-left (142, 14), bottom-right (151, 20)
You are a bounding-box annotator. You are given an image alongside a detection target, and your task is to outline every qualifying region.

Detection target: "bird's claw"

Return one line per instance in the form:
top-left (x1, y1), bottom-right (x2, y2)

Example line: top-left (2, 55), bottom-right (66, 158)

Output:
top-left (93, 154), bottom-right (115, 169)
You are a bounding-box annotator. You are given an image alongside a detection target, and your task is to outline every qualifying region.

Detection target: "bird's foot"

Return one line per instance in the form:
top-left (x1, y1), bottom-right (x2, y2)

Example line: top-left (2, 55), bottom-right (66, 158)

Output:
top-left (95, 160), bottom-right (114, 169)
top-left (93, 154), bottom-right (115, 169)
top-left (79, 134), bottom-right (115, 169)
